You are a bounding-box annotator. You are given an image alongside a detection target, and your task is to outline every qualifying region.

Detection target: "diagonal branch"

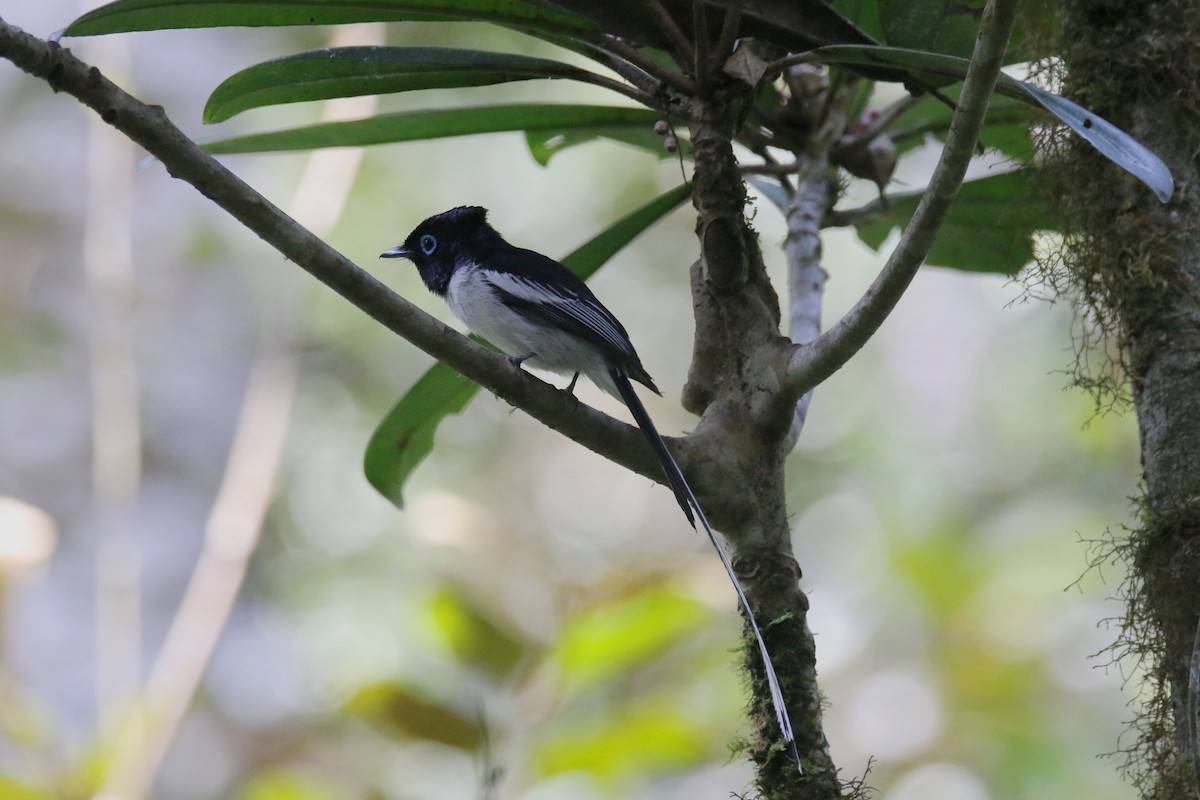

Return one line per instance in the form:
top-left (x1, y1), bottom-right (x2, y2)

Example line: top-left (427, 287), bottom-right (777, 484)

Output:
top-left (642, 0), bottom-right (695, 65)
top-left (590, 35), bottom-right (697, 97)
top-left (710, 0), bottom-right (742, 71)
top-left (0, 17), bottom-right (671, 492)
top-left (782, 0), bottom-right (1019, 399)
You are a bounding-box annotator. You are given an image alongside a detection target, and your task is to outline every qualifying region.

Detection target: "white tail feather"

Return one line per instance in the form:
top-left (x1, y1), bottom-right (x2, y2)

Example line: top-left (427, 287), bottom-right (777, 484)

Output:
top-left (610, 370), bottom-right (801, 773)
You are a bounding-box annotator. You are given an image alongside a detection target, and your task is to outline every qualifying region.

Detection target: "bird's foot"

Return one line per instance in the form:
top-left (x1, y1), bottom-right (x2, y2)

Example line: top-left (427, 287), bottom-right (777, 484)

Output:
top-left (507, 352), bottom-right (535, 371)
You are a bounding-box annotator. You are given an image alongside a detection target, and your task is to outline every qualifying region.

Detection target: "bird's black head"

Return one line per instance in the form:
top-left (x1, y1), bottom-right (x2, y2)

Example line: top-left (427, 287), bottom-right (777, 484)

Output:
top-left (380, 206), bottom-right (504, 296)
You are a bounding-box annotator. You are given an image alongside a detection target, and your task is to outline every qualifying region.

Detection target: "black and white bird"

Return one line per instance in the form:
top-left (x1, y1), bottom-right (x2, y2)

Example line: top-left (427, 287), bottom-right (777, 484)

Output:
top-left (382, 206), bottom-right (798, 771)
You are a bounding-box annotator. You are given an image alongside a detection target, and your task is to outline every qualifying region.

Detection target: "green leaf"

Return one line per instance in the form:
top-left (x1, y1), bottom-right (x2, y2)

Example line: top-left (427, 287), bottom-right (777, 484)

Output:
top-left (203, 46), bottom-right (611, 123)
top-left (532, 704), bottom-right (708, 780)
top-left (424, 587), bottom-right (528, 678)
top-left (552, 586), bottom-right (710, 692)
top-left (828, 0), bottom-right (885, 41)
top-left (892, 87), bottom-right (1033, 160)
top-left (0, 777), bottom-right (51, 800)
top-left (363, 356), bottom-right (479, 508)
top-left (525, 119), bottom-right (686, 165)
top-left (202, 103), bottom-right (659, 155)
top-left (874, 0), bottom-right (1051, 62)
top-left (879, 0), bottom-right (985, 60)
top-left (363, 183), bottom-right (692, 507)
top-left (524, 127), bottom-right (678, 165)
top-left (854, 169), bottom-right (1053, 274)
top-left (234, 770), bottom-right (339, 800)
top-left (64, 0), bottom-right (593, 37)
top-left (341, 681), bottom-right (481, 749)
top-left (812, 45), bottom-right (1175, 201)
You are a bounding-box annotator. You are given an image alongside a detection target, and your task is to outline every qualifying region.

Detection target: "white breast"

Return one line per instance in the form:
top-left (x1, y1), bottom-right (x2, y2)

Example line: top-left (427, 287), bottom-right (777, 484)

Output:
top-left (445, 263), bottom-right (619, 396)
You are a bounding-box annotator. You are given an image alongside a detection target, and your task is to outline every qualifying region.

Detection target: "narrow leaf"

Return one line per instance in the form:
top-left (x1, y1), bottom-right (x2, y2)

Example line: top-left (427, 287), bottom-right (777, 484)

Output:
top-left (878, 0), bottom-right (984, 60)
top-left (533, 704), bottom-right (708, 780)
top-left (552, 587), bottom-right (710, 691)
top-left (364, 184), bottom-right (693, 507)
top-left (812, 45), bottom-right (1175, 201)
top-left (64, 0), bottom-right (593, 38)
top-left (202, 103), bottom-right (659, 154)
top-left (1016, 81), bottom-right (1174, 203)
top-left (203, 47), bottom-right (607, 123)
top-left (364, 360), bottom-right (479, 508)
top-left (341, 681), bottom-right (481, 749)
top-left (525, 122), bottom-right (686, 165)
top-left (854, 168), bottom-right (1053, 274)
top-left (425, 588), bottom-right (529, 678)
top-left (828, 0), bottom-right (885, 41)
top-left (891, 88), bottom-right (1032, 160)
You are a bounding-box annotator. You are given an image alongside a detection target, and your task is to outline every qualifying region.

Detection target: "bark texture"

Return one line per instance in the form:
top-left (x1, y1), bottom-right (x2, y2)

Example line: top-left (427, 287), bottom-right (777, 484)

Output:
top-left (1056, 2), bottom-right (1200, 796)
top-left (683, 75), bottom-right (835, 799)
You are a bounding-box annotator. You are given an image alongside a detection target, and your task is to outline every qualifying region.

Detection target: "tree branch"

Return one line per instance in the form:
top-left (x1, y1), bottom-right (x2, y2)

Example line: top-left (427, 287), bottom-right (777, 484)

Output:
top-left (829, 92), bottom-right (919, 160)
top-left (710, 0), bottom-right (742, 71)
top-left (781, 158), bottom-right (831, 449)
top-left (822, 196), bottom-right (888, 228)
top-left (591, 35), bottom-right (697, 97)
top-left (641, 0), bottom-right (695, 66)
top-left (0, 17), bottom-right (673, 492)
top-left (691, 0), bottom-right (710, 98)
top-left (783, 0), bottom-right (1019, 398)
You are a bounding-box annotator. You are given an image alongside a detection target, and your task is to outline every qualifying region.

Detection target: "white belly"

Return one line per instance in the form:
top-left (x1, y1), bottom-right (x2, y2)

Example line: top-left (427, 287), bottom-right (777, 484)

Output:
top-left (446, 265), bottom-right (618, 396)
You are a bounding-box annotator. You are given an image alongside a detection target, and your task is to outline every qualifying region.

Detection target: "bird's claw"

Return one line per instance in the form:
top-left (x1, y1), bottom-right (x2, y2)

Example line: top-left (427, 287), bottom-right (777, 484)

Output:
top-left (507, 352), bottom-right (535, 371)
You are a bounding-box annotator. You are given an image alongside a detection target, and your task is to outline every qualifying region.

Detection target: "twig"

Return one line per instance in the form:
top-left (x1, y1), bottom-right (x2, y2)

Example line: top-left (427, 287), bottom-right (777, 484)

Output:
top-left (572, 67), bottom-right (657, 106)
top-left (692, 0), bottom-right (710, 98)
top-left (580, 41), bottom-right (659, 98)
top-left (822, 196), bottom-right (890, 228)
top-left (831, 93), bottom-right (921, 158)
top-left (742, 160), bottom-right (803, 176)
top-left (641, 0), bottom-right (695, 66)
top-left (591, 35), bottom-right (696, 97)
top-left (748, 102), bottom-right (807, 151)
top-left (761, 51), bottom-right (822, 82)
top-left (752, 69), bottom-right (850, 449)
top-left (781, 156), bottom-right (834, 448)
top-left (711, 0), bottom-right (742, 71)
top-left (784, 0), bottom-right (1020, 396)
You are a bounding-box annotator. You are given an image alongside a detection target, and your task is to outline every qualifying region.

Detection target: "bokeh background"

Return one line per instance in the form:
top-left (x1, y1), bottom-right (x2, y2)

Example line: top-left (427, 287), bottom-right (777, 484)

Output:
top-left (0, 4), bottom-right (1141, 799)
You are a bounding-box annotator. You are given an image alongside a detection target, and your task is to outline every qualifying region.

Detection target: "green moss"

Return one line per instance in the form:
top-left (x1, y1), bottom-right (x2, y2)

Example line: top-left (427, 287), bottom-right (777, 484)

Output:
top-left (1024, 4), bottom-right (1200, 800)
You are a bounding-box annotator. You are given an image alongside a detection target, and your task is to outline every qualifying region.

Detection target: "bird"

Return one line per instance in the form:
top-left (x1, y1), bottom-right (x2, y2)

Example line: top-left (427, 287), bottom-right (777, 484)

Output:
top-left (381, 206), bottom-right (799, 772)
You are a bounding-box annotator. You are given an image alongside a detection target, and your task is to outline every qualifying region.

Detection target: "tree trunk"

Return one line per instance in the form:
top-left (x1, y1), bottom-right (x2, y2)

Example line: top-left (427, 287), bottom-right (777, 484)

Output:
top-left (1057, 2), bottom-right (1200, 796)
top-left (683, 76), bottom-right (839, 799)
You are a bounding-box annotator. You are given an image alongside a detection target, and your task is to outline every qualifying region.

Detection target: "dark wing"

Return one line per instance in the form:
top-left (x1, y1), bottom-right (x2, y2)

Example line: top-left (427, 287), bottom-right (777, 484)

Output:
top-left (483, 246), bottom-right (653, 372)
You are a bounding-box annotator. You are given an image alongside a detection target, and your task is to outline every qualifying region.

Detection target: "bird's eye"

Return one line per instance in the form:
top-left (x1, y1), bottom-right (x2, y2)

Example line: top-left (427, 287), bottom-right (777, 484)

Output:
top-left (419, 234), bottom-right (437, 255)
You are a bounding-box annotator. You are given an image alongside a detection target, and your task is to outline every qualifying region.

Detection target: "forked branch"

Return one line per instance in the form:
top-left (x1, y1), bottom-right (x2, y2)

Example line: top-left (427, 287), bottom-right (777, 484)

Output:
top-left (783, 0), bottom-right (1020, 398)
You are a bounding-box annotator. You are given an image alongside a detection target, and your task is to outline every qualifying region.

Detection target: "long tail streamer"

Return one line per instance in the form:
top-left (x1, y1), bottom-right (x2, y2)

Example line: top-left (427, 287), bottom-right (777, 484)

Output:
top-left (611, 369), bottom-right (801, 773)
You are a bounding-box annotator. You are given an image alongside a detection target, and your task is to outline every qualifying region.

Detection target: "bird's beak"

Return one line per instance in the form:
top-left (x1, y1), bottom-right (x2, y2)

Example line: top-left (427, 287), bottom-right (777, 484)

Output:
top-left (379, 245), bottom-right (412, 259)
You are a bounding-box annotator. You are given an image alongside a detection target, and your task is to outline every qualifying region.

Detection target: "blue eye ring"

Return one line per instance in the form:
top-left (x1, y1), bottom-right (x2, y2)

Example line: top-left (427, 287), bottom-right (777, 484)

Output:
top-left (419, 234), bottom-right (437, 255)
